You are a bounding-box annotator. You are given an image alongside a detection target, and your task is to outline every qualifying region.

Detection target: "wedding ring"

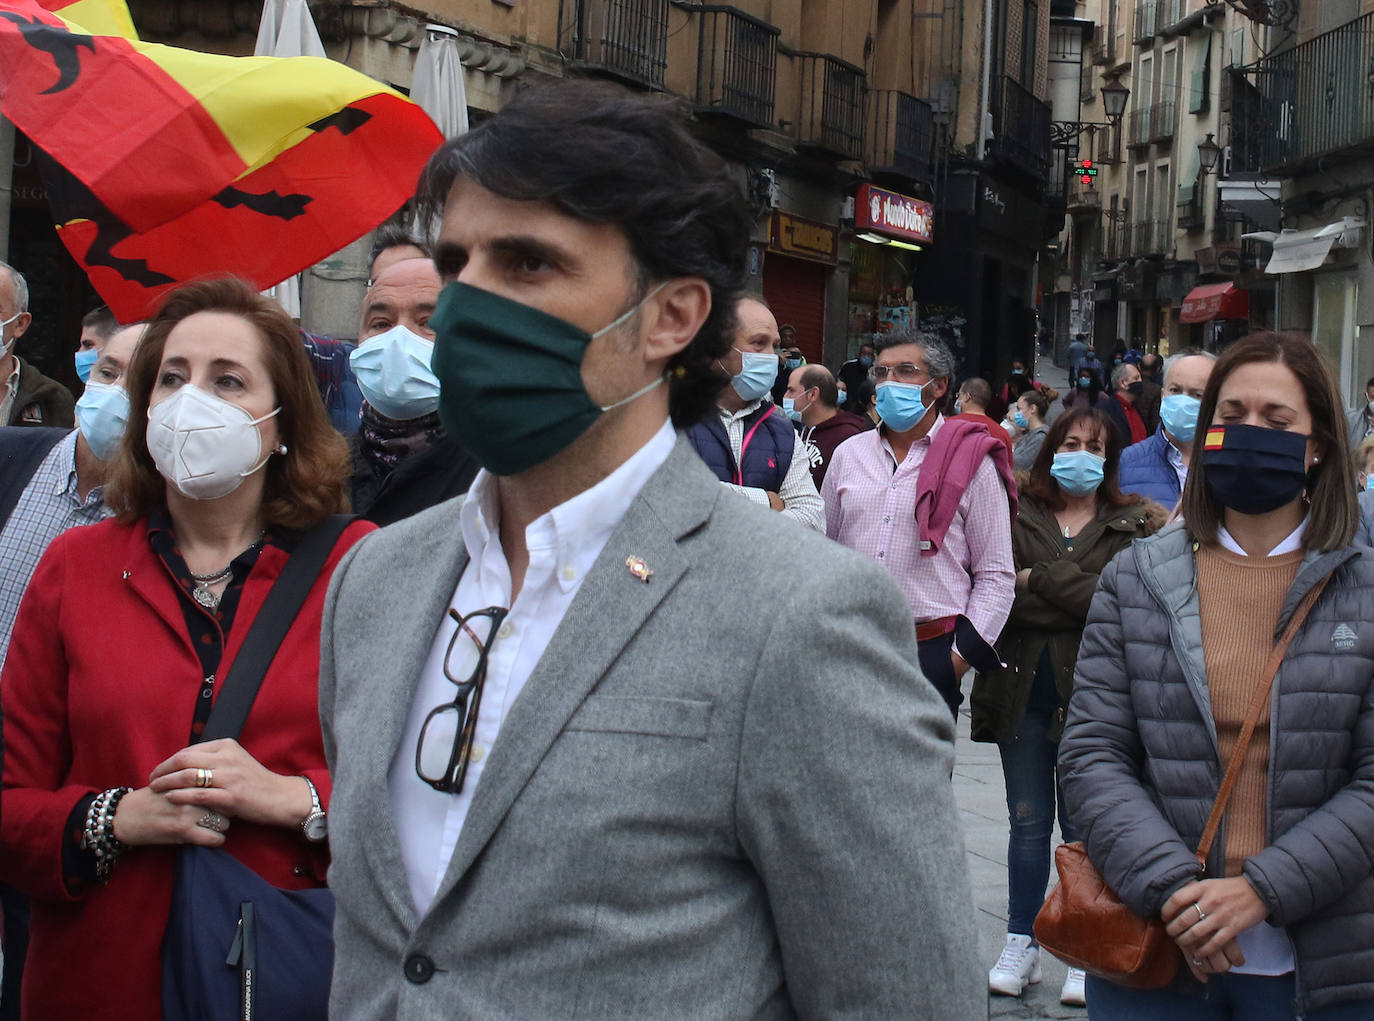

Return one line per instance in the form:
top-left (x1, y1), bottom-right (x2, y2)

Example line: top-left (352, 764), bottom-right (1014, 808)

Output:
top-left (1194, 904), bottom-right (1207, 923)
top-left (196, 812), bottom-right (225, 833)
top-left (195, 767), bottom-right (214, 788)
top-left (1192, 958), bottom-right (1204, 966)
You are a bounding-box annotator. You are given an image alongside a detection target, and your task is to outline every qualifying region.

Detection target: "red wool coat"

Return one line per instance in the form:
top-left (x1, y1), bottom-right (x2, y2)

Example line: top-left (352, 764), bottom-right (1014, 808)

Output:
top-left (0, 515), bottom-right (375, 1020)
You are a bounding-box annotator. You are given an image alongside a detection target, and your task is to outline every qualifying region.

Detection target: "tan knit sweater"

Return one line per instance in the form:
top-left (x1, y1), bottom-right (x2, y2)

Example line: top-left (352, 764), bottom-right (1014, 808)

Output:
top-left (1195, 543), bottom-right (1304, 877)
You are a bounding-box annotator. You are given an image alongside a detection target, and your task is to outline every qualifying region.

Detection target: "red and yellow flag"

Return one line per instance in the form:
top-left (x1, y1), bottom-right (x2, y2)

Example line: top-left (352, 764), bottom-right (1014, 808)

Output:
top-left (1204, 427), bottom-right (1225, 450)
top-left (1, 0), bottom-right (443, 320)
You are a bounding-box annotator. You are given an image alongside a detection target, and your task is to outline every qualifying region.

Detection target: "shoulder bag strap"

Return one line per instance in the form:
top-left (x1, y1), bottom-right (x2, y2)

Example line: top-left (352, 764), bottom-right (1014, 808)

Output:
top-left (198, 514), bottom-right (355, 743)
top-left (1193, 571), bottom-right (1335, 863)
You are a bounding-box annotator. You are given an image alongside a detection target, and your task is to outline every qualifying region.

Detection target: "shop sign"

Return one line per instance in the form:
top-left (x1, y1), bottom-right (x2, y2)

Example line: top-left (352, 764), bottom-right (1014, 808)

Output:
top-left (1216, 248), bottom-right (1243, 275)
top-left (855, 183), bottom-right (934, 245)
top-left (768, 212), bottom-right (839, 265)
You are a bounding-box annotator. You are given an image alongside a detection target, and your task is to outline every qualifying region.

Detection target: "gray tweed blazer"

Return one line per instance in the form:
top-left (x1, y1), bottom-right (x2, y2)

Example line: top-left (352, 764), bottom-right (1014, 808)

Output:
top-left (320, 437), bottom-right (982, 1020)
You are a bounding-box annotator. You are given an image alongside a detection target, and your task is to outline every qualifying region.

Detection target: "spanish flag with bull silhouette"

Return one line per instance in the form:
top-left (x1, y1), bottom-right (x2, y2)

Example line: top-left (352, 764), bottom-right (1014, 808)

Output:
top-left (0, 0), bottom-right (443, 321)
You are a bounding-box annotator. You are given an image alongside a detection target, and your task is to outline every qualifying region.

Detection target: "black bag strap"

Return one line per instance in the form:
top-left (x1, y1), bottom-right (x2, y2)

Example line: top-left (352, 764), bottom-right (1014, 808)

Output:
top-left (198, 514), bottom-right (354, 743)
top-left (0, 427), bottom-right (69, 529)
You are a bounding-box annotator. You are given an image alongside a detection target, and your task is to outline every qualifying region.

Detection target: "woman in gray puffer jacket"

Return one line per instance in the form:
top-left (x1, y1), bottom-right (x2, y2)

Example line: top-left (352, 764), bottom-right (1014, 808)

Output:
top-left (1059, 332), bottom-right (1374, 1020)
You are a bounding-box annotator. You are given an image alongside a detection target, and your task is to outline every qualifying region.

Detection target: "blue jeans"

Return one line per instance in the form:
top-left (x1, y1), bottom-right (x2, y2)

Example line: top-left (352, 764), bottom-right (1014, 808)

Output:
top-left (1086, 972), bottom-right (1374, 1020)
top-left (998, 689), bottom-right (1076, 936)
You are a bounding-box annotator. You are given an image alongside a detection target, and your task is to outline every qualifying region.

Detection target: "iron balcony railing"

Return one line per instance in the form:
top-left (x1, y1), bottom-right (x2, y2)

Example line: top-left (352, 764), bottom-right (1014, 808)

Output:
top-left (796, 52), bottom-right (866, 158)
top-left (988, 75), bottom-right (1052, 181)
top-left (1127, 106), bottom-right (1151, 147)
top-left (1148, 100), bottom-right (1176, 141)
top-left (1156, 0), bottom-right (1183, 29)
top-left (565, 0), bottom-right (670, 87)
top-left (1230, 11), bottom-right (1374, 174)
top-left (1133, 0), bottom-right (1158, 42)
top-left (692, 5), bottom-right (779, 127)
top-left (1128, 218), bottom-right (1171, 256)
top-left (865, 89), bottom-right (935, 183)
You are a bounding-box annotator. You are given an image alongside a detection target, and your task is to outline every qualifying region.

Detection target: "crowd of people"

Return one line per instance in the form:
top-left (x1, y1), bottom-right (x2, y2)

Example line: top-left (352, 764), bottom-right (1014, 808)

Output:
top-left (0, 78), bottom-right (1370, 1021)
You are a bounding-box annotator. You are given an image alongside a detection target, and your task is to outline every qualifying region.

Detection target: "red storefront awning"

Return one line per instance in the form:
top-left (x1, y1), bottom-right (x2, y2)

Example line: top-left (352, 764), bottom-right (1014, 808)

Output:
top-left (1179, 282), bottom-right (1249, 324)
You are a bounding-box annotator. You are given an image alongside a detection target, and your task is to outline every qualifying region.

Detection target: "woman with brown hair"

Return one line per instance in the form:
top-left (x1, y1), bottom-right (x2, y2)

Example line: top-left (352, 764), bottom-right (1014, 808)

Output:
top-left (972, 406), bottom-right (1167, 1007)
top-left (0, 277), bottom-right (374, 1019)
top-left (1059, 332), bottom-right (1374, 1018)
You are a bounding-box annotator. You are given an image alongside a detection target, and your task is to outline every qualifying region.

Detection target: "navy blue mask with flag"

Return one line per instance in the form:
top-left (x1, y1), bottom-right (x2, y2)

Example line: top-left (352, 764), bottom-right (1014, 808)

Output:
top-left (1201, 424), bottom-right (1310, 515)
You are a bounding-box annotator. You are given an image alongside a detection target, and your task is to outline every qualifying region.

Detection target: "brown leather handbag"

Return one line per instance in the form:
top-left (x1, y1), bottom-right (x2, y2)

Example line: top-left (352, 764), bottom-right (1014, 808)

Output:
top-left (1034, 575), bottom-right (1331, 989)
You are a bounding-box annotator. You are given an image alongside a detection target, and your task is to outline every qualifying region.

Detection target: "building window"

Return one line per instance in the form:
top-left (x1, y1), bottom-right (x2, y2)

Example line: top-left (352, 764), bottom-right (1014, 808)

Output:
top-left (1022, 0), bottom-right (1039, 87)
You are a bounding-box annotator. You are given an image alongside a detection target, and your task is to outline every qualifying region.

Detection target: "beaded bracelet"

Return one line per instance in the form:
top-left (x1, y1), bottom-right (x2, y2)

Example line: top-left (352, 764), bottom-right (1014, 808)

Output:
top-left (81, 786), bottom-right (131, 884)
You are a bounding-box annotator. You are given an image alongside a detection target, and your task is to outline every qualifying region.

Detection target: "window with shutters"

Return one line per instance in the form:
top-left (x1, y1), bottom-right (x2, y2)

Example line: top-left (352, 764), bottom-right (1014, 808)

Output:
top-left (1189, 35), bottom-right (1212, 114)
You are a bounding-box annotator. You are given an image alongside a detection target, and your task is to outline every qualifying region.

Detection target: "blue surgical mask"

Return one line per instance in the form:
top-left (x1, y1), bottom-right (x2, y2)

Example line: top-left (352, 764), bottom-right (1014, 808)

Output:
top-left (74, 380), bottom-right (131, 461)
top-left (859, 355), bottom-right (873, 368)
top-left (837, 390), bottom-right (847, 405)
top-left (1051, 450), bottom-right (1106, 496)
top-left (730, 349), bottom-right (779, 402)
top-left (1078, 376), bottom-right (1093, 389)
top-left (782, 396), bottom-right (804, 424)
top-left (1159, 393), bottom-right (1202, 444)
top-left (1013, 410), bottom-right (1028, 430)
top-left (953, 400), bottom-right (963, 415)
top-left (875, 380), bottom-right (933, 432)
top-left (1366, 475), bottom-right (1374, 492)
top-left (349, 324), bottom-right (442, 421)
top-left (784, 357), bottom-right (802, 371)
top-left (75, 348), bottom-right (99, 383)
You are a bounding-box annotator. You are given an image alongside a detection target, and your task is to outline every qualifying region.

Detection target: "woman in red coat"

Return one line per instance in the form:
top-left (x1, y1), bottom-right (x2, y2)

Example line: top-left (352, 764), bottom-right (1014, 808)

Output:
top-left (0, 277), bottom-right (374, 1019)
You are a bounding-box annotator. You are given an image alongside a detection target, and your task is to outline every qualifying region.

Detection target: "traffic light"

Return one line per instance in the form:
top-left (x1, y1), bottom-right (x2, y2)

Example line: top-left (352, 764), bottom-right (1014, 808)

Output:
top-left (1075, 159), bottom-right (1098, 186)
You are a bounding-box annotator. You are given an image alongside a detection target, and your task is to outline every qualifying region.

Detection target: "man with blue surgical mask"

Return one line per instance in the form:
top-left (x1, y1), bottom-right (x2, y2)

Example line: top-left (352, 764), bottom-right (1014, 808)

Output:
top-left (822, 330), bottom-right (1016, 719)
top-left (75, 305), bottom-right (119, 385)
top-left (348, 257), bottom-right (479, 526)
top-left (685, 294), bottom-right (824, 531)
top-left (0, 321), bottom-right (144, 669)
top-left (1117, 349), bottom-right (1216, 509)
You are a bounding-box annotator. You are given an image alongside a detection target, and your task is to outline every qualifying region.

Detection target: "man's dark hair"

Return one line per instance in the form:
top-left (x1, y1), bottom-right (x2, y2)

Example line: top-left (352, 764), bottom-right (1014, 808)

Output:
top-left (798, 364), bottom-right (838, 407)
top-left (1365, 375), bottom-right (1374, 391)
top-left (416, 78), bottom-right (751, 428)
top-left (81, 304), bottom-right (119, 341)
top-left (959, 377), bottom-right (991, 409)
top-left (369, 223), bottom-right (428, 272)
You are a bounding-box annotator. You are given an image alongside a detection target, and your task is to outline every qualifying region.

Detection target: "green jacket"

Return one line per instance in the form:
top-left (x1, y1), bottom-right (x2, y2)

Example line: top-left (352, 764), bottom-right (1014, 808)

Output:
top-left (6, 357), bottom-right (75, 428)
top-left (970, 491), bottom-right (1167, 744)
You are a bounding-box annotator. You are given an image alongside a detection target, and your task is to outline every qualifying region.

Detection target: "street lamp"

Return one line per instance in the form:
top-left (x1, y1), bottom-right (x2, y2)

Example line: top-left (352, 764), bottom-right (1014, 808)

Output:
top-left (1198, 132), bottom-right (1223, 175)
top-left (1100, 74), bottom-right (1130, 126)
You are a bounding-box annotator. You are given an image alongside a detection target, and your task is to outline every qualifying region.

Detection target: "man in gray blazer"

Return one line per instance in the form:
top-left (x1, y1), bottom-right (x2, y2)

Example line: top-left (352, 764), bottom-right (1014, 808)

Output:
top-left (320, 79), bottom-right (982, 1020)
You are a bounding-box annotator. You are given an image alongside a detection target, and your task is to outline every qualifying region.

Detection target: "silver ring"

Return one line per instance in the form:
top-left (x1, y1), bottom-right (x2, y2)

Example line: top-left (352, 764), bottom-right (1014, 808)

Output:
top-left (1194, 903), bottom-right (1207, 923)
top-left (196, 812), bottom-right (225, 833)
top-left (1192, 958), bottom-right (1203, 966)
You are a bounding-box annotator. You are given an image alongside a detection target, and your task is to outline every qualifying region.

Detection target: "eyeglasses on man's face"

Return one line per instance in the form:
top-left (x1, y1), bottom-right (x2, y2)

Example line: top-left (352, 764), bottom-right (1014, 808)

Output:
top-left (415, 605), bottom-right (509, 795)
top-left (869, 362), bottom-right (931, 385)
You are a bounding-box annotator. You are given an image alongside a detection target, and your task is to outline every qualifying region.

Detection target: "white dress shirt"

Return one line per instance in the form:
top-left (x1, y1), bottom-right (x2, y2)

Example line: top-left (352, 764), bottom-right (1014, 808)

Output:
top-left (387, 420), bottom-right (677, 916)
top-left (715, 399), bottom-right (825, 532)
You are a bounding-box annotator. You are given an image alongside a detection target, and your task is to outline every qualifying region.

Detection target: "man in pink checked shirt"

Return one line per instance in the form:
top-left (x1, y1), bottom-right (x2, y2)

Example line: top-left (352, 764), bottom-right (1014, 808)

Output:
top-left (822, 331), bottom-right (1016, 719)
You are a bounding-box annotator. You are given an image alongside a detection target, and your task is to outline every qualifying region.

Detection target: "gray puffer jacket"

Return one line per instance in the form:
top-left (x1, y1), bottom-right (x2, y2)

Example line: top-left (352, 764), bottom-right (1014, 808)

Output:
top-left (1059, 523), bottom-right (1374, 1012)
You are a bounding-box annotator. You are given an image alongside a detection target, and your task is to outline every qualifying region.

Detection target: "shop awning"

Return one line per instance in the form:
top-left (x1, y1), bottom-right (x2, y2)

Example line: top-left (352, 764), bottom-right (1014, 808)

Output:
top-left (1257, 218), bottom-right (1365, 274)
top-left (1179, 282), bottom-right (1249, 323)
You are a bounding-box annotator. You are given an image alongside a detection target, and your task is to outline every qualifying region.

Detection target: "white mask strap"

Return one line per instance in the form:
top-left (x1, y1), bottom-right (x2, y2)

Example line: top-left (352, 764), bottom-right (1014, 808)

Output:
top-left (600, 375), bottom-right (664, 413)
top-left (591, 281), bottom-right (670, 340)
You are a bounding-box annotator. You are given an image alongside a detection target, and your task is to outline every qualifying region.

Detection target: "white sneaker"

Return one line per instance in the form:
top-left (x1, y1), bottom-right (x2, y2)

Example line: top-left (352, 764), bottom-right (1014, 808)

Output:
top-left (988, 933), bottom-right (1042, 996)
top-left (1060, 966), bottom-right (1087, 1006)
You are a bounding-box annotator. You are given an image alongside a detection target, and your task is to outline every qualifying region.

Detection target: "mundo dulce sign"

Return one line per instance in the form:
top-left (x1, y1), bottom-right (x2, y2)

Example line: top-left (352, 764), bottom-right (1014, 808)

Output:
top-left (855, 183), bottom-right (934, 245)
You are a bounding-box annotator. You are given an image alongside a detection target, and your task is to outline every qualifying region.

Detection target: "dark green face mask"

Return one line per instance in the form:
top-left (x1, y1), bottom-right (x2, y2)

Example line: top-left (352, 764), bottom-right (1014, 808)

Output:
top-left (429, 281), bottom-right (665, 476)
